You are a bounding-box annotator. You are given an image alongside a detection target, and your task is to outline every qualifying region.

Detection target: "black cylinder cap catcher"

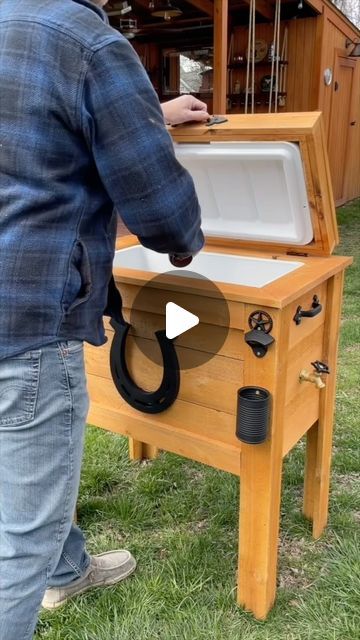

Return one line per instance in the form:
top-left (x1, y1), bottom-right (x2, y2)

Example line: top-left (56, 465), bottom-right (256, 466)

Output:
top-left (236, 386), bottom-right (271, 444)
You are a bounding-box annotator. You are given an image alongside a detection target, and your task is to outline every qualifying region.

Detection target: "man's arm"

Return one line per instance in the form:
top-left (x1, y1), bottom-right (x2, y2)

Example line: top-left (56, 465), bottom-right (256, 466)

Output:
top-left (81, 37), bottom-right (204, 256)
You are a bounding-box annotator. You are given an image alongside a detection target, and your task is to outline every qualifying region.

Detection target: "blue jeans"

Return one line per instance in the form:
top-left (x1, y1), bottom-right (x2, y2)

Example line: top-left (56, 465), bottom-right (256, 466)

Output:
top-left (0, 341), bottom-right (91, 640)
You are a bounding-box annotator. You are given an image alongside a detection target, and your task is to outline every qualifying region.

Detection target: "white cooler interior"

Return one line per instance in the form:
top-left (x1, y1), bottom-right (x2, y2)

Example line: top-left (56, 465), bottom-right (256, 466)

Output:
top-left (174, 142), bottom-right (313, 245)
top-left (114, 140), bottom-right (312, 287)
top-left (113, 246), bottom-right (303, 288)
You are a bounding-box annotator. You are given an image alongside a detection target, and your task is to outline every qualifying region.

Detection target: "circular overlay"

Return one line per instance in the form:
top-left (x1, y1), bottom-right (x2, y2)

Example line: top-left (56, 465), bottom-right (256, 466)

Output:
top-left (128, 269), bottom-right (230, 371)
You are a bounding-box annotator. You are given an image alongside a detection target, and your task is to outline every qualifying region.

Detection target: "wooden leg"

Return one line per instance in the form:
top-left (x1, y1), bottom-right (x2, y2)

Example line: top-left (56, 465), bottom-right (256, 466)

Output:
top-left (128, 437), bottom-right (158, 461)
top-left (237, 304), bottom-right (292, 619)
top-left (303, 273), bottom-right (344, 539)
top-left (303, 421), bottom-right (318, 524)
top-left (303, 412), bottom-right (334, 539)
top-left (238, 443), bottom-right (283, 620)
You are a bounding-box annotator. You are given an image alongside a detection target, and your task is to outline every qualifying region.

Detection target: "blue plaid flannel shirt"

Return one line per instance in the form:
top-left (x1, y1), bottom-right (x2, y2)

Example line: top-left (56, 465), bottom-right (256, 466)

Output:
top-left (0, 0), bottom-right (204, 359)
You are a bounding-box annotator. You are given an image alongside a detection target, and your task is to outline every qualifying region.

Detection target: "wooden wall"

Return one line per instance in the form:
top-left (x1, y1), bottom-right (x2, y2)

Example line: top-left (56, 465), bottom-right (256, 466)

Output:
top-left (317, 7), bottom-right (360, 204)
top-left (228, 23), bottom-right (288, 113)
top-left (229, 12), bottom-right (359, 204)
top-left (286, 18), bottom-right (320, 111)
top-left (229, 18), bottom-right (320, 113)
top-left (132, 42), bottom-right (161, 94)
top-left (130, 6), bottom-right (360, 205)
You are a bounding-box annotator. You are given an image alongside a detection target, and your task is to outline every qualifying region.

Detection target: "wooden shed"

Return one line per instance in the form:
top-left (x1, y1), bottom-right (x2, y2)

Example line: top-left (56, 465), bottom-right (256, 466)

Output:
top-left (107, 0), bottom-right (360, 205)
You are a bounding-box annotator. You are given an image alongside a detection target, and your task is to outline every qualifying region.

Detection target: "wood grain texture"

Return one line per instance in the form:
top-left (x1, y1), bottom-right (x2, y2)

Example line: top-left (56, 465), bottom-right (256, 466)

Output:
top-left (303, 272), bottom-right (345, 537)
top-left (171, 113), bottom-right (338, 256)
top-left (87, 373), bottom-right (241, 450)
top-left (213, 0), bottom-right (228, 113)
top-left (87, 401), bottom-right (241, 476)
top-left (237, 305), bottom-right (292, 618)
top-left (282, 325), bottom-right (324, 455)
top-left (86, 333), bottom-right (244, 414)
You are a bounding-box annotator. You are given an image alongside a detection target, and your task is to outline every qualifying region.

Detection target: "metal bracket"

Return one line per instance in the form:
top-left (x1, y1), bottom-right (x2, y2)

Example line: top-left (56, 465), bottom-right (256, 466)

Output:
top-left (206, 115), bottom-right (228, 126)
top-left (245, 329), bottom-right (275, 358)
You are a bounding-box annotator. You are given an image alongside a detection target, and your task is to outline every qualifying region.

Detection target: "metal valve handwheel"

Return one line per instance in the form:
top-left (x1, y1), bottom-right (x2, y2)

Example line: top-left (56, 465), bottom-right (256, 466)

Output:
top-left (248, 310), bottom-right (273, 334)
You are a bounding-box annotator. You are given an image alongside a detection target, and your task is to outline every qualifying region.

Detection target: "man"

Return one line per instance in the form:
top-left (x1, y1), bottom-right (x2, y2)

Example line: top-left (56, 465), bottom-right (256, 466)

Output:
top-left (0, 0), bottom-right (209, 637)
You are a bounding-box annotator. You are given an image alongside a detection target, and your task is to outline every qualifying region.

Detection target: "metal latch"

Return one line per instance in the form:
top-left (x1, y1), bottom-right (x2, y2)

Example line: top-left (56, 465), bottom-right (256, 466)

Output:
top-left (206, 116), bottom-right (228, 126)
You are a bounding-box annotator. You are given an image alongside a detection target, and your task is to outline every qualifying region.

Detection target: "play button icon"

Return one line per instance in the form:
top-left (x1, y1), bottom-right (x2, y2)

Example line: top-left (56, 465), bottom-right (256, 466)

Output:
top-left (129, 269), bottom-right (230, 370)
top-left (166, 302), bottom-right (199, 340)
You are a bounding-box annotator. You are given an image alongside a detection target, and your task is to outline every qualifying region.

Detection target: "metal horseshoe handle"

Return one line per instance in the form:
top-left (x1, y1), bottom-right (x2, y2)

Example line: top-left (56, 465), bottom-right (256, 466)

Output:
top-left (105, 276), bottom-right (180, 414)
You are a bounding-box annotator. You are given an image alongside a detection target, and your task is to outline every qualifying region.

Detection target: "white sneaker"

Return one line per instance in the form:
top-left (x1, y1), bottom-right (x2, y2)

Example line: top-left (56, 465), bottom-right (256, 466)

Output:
top-left (42, 550), bottom-right (136, 610)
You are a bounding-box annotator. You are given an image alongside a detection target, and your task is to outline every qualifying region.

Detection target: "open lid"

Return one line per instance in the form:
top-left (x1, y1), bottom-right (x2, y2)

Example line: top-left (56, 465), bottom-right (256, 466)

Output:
top-left (171, 113), bottom-right (338, 256)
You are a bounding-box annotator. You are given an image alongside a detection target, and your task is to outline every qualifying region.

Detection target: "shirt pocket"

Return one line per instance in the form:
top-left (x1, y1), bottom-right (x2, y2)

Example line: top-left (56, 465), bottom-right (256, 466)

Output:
top-left (0, 351), bottom-right (41, 428)
top-left (62, 240), bottom-right (92, 314)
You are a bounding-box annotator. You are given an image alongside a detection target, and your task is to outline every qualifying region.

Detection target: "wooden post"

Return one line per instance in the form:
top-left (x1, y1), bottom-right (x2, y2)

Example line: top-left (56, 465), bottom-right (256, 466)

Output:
top-left (213, 0), bottom-right (228, 114)
top-left (129, 437), bottom-right (158, 461)
top-left (238, 440), bottom-right (284, 618)
top-left (237, 306), bottom-right (291, 619)
top-left (303, 272), bottom-right (345, 537)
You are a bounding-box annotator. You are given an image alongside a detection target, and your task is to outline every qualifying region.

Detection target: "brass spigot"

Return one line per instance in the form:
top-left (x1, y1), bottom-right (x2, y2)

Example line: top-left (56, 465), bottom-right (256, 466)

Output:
top-left (299, 369), bottom-right (326, 389)
top-left (299, 361), bottom-right (330, 389)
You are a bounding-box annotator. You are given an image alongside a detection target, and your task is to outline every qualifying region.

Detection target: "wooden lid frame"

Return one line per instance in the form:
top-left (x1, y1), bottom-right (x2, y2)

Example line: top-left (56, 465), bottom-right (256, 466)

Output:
top-left (170, 113), bottom-right (338, 257)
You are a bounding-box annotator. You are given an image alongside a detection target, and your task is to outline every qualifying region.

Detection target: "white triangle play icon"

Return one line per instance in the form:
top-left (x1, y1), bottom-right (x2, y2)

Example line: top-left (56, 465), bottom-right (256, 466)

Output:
top-left (166, 302), bottom-right (199, 340)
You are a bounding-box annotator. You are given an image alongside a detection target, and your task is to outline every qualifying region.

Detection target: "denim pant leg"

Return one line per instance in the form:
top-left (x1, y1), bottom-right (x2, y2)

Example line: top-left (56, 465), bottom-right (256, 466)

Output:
top-left (0, 340), bottom-right (91, 640)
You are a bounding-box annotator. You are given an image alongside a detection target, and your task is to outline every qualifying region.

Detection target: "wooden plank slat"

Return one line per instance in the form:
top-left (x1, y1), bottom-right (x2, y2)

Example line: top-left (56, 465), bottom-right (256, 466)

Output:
top-left (87, 373), bottom-right (241, 449)
top-left (85, 335), bottom-right (244, 414)
top-left (282, 395), bottom-right (319, 456)
top-left (88, 401), bottom-right (241, 476)
top-left (88, 319), bottom-right (244, 357)
top-left (127, 309), bottom-right (245, 358)
top-left (113, 281), bottom-right (245, 328)
top-left (284, 325), bottom-right (324, 405)
top-left (95, 314), bottom-right (245, 359)
top-left (171, 112), bottom-right (322, 136)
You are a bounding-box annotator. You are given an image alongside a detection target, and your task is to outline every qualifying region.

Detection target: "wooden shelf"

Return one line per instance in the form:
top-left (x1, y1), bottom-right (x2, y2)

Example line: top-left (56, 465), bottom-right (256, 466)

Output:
top-left (229, 92), bottom-right (287, 99)
top-left (228, 60), bottom-right (288, 69)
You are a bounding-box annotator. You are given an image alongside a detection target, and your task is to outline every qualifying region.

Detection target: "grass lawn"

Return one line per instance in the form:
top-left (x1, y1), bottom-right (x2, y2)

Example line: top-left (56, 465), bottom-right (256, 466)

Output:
top-left (36, 200), bottom-right (360, 640)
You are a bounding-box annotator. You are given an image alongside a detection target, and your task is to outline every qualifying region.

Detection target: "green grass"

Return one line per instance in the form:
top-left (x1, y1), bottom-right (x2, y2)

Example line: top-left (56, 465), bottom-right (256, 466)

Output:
top-left (36, 200), bottom-right (360, 640)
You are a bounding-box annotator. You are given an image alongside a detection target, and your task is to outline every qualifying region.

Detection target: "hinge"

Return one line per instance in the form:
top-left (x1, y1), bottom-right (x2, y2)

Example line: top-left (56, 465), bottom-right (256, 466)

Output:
top-left (286, 251), bottom-right (309, 257)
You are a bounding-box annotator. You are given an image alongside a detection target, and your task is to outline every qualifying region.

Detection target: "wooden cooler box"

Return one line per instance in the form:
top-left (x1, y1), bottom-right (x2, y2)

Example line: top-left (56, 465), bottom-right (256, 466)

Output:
top-left (85, 113), bottom-right (352, 619)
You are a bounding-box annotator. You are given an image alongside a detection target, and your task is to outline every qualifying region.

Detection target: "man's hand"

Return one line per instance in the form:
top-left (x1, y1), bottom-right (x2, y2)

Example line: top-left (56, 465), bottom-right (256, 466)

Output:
top-left (161, 95), bottom-right (209, 126)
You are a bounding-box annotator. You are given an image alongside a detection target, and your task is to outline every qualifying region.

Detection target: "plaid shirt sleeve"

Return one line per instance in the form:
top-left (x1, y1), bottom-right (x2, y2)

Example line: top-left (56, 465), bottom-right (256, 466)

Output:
top-left (81, 37), bottom-right (204, 256)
